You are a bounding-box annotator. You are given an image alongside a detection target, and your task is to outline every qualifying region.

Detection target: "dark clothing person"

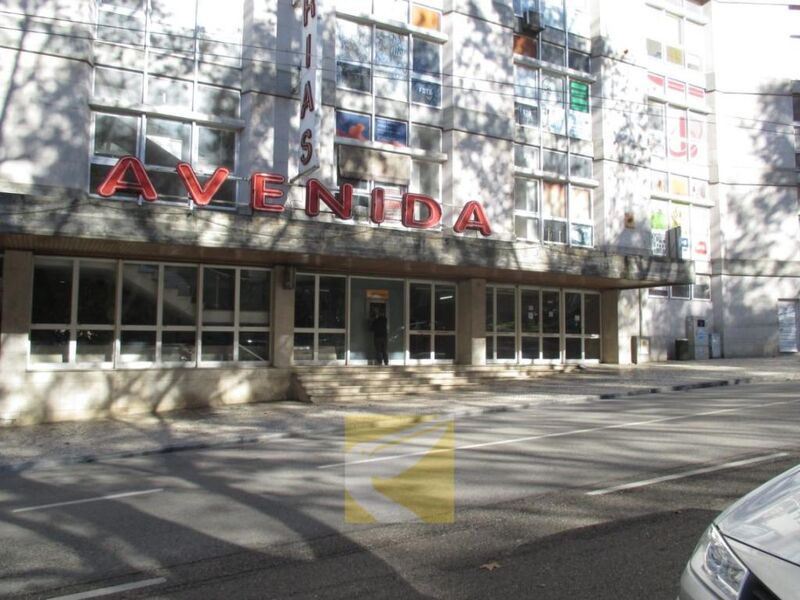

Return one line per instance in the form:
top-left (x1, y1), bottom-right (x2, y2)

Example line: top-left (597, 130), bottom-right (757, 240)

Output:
top-left (370, 314), bottom-right (389, 365)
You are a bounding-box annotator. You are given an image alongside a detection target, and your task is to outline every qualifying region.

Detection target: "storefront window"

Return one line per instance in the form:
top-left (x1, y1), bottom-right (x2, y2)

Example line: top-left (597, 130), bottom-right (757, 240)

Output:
top-left (30, 258), bottom-right (270, 367)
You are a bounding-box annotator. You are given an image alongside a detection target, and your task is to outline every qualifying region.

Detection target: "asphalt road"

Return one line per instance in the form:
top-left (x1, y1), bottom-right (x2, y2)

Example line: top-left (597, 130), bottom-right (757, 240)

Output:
top-left (1, 382), bottom-right (799, 599)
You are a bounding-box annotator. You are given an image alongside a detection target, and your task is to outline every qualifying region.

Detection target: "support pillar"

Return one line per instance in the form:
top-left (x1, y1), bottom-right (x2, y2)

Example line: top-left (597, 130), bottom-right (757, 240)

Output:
top-left (271, 265), bottom-right (295, 368)
top-left (1, 251), bottom-right (34, 422)
top-left (456, 278), bottom-right (486, 365)
top-left (601, 289), bottom-right (639, 365)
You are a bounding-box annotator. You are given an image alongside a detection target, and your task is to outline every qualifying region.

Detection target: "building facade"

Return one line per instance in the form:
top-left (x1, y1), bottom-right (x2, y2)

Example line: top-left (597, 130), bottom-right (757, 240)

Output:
top-left (0, 0), bottom-right (797, 423)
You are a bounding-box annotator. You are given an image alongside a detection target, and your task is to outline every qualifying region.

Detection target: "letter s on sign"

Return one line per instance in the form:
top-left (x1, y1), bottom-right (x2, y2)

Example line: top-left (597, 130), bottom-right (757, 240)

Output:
top-left (300, 129), bottom-right (313, 166)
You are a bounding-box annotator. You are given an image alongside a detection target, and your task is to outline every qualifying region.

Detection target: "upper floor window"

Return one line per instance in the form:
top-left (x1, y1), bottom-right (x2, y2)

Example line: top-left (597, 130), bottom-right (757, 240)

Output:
top-left (646, 4), bottom-right (704, 72)
top-left (648, 100), bottom-right (706, 165)
top-left (90, 106), bottom-right (239, 209)
top-left (96, 0), bottom-right (244, 68)
top-left (514, 66), bottom-right (591, 140)
top-left (335, 111), bottom-right (443, 227)
top-left (513, 0), bottom-right (591, 74)
top-left (336, 16), bottom-right (443, 107)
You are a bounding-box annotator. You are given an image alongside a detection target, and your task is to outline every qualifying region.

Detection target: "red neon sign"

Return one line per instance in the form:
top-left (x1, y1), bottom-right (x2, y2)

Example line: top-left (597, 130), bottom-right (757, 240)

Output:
top-left (96, 157), bottom-right (494, 236)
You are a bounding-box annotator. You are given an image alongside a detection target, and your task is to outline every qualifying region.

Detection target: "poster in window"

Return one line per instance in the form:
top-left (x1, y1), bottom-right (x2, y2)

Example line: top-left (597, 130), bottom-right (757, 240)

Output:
top-left (375, 117), bottom-right (408, 146)
top-left (412, 80), bottom-right (441, 107)
top-left (569, 81), bottom-right (589, 112)
top-left (668, 106), bottom-right (688, 159)
top-left (651, 230), bottom-right (667, 256)
top-left (647, 72), bottom-right (665, 97)
top-left (688, 114), bottom-right (706, 163)
top-left (336, 111), bottom-right (371, 141)
top-left (692, 205), bottom-right (710, 259)
top-left (542, 104), bottom-right (566, 136)
top-left (541, 74), bottom-right (564, 106)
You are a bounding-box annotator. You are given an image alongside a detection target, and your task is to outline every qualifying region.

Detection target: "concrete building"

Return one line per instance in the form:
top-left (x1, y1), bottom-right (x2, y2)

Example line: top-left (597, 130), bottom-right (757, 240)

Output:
top-left (0, 0), bottom-right (797, 423)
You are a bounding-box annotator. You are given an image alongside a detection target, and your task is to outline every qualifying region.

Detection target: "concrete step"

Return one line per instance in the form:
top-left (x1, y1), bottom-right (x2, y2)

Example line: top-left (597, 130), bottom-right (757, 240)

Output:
top-left (291, 364), bottom-right (576, 403)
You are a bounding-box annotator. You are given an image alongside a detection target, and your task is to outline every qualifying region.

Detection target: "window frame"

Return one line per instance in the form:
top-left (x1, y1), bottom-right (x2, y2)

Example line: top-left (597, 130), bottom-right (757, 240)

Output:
top-left (28, 258), bottom-right (272, 370)
top-left (335, 15), bottom-right (444, 109)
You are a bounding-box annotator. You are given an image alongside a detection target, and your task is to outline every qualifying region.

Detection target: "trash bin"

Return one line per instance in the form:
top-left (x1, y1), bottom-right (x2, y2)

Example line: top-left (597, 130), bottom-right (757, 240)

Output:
top-left (675, 338), bottom-right (690, 360)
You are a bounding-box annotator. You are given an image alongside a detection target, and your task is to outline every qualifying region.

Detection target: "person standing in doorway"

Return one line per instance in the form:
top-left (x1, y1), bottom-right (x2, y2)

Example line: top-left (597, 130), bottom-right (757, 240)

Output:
top-left (370, 306), bottom-right (389, 366)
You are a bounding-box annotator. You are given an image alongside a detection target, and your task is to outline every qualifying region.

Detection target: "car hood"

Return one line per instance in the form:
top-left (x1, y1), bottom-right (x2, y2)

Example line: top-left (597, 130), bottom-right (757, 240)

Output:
top-left (716, 463), bottom-right (800, 567)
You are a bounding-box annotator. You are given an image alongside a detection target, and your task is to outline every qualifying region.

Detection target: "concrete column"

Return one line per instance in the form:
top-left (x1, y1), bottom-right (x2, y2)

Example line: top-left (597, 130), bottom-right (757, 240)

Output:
top-left (601, 289), bottom-right (640, 365)
top-left (0, 251), bottom-right (34, 422)
top-left (271, 265), bottom-right (295, 368)
top-left (456, 278), bottom-right (486, 365)
top-left (601, 290), bottom-right (621, 364)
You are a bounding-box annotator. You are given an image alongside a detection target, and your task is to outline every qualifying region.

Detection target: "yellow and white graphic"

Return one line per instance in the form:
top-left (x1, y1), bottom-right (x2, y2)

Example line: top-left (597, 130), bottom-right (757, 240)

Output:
top-left (344, 414), bottom-right (454, 523)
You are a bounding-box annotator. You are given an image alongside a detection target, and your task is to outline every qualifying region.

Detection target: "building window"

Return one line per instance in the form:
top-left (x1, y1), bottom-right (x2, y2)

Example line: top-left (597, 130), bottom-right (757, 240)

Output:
top-left (29, 258), bottom-right (270, 368)
top-left (515, 178), bottom-right (593, 247)
top-left (91, 110), bottom-right (239, 209)
top-left (648, 101), bottom-right (706, 164)
top-left (649, 182), bottom-right (710, 259)
top-left (335, 116), bottom-right (442, 227)
top-left (512, 0), bottom-right (592, 74)
top-left (514, 65), bottom-right (592, 140)
top-left (649, 277), bottom-right (709, 301)
top-left (515, 145), bottom-right (594, 247)
top-left (92, 0), bottom-right (243, 208)
top-left (335, 14), bottom-right (443, 107)
top-left (693, 275), bottom-right (711, 300)
top-left (486, 286), bottom-right (600, 362)
top-left (645, 3), bottom-right (704, 72)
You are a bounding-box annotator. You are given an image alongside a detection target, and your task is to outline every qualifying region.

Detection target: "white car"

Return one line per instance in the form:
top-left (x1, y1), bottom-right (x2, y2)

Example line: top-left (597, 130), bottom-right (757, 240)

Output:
top-left (678, 463), bottom-right (800, 600)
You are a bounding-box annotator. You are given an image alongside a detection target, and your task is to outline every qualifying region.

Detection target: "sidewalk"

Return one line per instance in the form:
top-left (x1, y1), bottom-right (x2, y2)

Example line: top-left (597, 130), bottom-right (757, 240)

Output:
top-left (1, 357), bottom-right (798, 474)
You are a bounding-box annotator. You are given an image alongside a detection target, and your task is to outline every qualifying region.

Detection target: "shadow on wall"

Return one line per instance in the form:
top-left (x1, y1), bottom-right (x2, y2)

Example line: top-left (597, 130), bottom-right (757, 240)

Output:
top-left (0, 2), bottom-right (91, 193)
top-left (3, 368), bottom-right (293, 426)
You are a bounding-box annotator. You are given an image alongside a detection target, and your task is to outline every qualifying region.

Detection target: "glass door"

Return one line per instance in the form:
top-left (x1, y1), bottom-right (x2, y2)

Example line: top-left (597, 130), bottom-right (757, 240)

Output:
top-left (486, 286), bottom-right (517, 362)
top-left (407, 282), bottom-right (456, 363)
top-left (293, 274), bottom-right (347, 364)
top-left (564, 290), bottom-right (601, 362)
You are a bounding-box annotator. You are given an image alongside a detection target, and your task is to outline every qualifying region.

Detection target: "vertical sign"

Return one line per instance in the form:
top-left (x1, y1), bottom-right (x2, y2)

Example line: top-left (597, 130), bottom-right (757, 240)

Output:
top-left (778, 300), bottom-right (799, 353)
top-left (298, 0), bottom-right (321, 178)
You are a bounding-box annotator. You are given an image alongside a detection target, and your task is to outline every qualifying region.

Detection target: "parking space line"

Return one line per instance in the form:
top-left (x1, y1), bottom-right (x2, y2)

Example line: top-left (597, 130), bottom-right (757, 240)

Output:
top-left (586, 452), bottom-right (789, 496)
top-left (46, 577), bottom-right (166, 600)
top-left (318, 399), bottom-right (800, 469)
top-left (12, 488), bottom-right (164, 513)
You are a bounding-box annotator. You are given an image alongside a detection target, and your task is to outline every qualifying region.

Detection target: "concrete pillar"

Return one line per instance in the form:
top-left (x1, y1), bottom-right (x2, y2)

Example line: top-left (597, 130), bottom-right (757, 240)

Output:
top-left (456, 278), bottom-right (486, 365)
top-left (601, 288), bottom-right (640, 365)
top-left (1, 251), bottom-right (34, 422)
top-left (601, 290), bottom-right (621, 364)
top-left (271, 265), bottom-right (295, 368)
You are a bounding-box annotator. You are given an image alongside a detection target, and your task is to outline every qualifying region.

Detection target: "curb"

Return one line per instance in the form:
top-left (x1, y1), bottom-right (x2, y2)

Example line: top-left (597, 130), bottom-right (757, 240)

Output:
top-left (0, 374), bottom-right (782, 476)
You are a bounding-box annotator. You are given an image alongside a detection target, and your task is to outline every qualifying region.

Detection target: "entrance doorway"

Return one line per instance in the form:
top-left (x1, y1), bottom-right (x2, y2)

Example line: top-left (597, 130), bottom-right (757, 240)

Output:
top-left (349, 278), bottom-right (405, 364)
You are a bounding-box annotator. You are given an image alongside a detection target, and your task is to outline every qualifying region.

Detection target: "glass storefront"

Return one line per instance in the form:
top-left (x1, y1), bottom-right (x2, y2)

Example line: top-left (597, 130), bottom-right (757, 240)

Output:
top-left (486, 285), bottom-right (601, 363)
top-left (27, 258), bottom-right (603, 368)
top-left (292, 274), bottom-right (457, 364)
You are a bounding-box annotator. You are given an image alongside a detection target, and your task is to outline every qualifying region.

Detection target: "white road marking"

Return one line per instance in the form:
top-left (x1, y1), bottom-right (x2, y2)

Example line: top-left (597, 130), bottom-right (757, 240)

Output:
top-left (12, 488), bottom-right (164, 513)
top-left (587, 452), bottom-right (789, 496)
top-left (46, 577), bottom-right (166, 600)
top-left (317, 399), bottom-right (800, 469)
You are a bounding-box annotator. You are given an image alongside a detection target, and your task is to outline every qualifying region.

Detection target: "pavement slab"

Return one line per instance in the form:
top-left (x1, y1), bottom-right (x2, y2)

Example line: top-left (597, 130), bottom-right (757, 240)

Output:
top-left (0, 357), bottom-right (797, 474)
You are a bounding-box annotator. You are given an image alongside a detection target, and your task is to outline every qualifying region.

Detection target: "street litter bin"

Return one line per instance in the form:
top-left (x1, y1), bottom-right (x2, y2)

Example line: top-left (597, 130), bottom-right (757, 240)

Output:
top-left (675, 338), bottom-right (690, 360)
